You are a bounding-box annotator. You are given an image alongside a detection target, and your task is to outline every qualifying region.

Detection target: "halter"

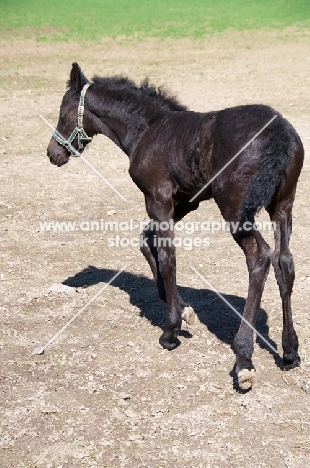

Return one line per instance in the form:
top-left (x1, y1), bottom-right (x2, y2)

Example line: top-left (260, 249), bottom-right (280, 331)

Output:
top-left (52, 83), bottom-right (93, 156)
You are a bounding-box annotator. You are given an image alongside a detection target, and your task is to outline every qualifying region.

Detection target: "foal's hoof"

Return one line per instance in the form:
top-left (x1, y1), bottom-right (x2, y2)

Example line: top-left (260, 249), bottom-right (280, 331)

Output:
top-left (181, 306), bottom-right (197, 325)
top-left (159, 333), bottom-right (180, 350)
top-left (283, 354), bottom-right (301, 370)
top-left (237, 368), bottom-right (256, 390)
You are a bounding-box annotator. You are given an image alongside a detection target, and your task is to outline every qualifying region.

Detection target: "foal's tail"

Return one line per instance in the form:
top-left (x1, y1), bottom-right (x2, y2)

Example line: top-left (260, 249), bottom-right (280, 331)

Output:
top-left (237, 118), bottom-right (296, 223)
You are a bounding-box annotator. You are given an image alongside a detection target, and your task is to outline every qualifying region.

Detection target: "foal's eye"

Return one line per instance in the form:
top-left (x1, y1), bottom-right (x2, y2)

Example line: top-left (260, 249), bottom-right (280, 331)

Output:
top-left (60, 112), bottom-right (66, 122)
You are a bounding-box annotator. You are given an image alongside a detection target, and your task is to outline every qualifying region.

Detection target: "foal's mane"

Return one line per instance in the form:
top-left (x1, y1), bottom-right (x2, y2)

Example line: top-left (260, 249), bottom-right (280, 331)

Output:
top-left (91, 75), bottom-right (187, 112)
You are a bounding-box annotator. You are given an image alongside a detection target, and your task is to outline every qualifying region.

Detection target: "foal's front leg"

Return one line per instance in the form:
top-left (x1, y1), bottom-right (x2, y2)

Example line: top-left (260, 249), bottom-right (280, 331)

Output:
top-left (145, 199), bottom-right (182, 350)
top-left (157, 236), bottom-right (182, 349)
top-left (140, 222), bottom-right (197, 325)
top-left (140, 223), bottom-right (167, 302)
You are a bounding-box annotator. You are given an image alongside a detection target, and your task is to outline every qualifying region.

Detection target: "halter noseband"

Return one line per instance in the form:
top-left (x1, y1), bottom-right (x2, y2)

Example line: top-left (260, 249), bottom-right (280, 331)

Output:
top-left (52, 83), bottom-right (93, 156)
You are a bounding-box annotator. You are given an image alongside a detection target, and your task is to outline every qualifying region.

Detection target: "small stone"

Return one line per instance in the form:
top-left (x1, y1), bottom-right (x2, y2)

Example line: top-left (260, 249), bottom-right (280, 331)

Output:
top-left (31, 345), bottom-right (45, 356)
top-left (302, 380), bottom-right (309, 394)
top-left (47, 284), bottom-right (76, 294)
top-left (41, 406), bottom-right (61, 414)
top-left (129, 433), bottom-right (142, 441)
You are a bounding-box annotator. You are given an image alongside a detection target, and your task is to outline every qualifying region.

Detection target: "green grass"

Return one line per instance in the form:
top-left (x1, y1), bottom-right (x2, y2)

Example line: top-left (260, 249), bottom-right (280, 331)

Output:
top-left (1, 0), bottom-right (310, 41)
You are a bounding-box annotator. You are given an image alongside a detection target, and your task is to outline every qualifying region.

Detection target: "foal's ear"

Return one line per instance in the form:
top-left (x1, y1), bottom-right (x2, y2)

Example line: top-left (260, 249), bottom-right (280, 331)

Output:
top-left (69, 62), bottom-right (88, 93)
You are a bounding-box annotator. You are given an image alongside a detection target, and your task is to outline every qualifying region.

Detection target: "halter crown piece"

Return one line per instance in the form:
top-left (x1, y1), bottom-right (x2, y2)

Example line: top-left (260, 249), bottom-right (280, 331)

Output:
top-left (52, 83), bottom-right (93, 156)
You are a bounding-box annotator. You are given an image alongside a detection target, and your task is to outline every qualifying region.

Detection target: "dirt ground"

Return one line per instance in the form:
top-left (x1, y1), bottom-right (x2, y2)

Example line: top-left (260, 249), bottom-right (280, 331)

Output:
top-left (0, 29), bottom-right (310, 467)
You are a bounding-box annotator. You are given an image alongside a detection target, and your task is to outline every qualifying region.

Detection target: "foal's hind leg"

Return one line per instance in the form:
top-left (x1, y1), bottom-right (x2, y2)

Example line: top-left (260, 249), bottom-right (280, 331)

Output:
top-left (140, 220), bottom-right (197, 325)
top-left (269, 200), bottom-right (300, 369)
top-left (233, 230), bottom-right (272, 389)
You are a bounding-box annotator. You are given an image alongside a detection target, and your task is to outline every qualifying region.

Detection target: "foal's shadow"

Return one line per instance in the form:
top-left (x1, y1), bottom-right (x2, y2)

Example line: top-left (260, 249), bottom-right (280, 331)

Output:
top-left (63, 265), bottom-right (281, 383)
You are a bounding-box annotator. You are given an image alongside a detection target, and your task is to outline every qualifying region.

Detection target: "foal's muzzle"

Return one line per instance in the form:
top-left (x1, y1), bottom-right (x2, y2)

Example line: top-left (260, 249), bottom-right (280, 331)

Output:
top-left (47, 139), bottom-right (69, 166)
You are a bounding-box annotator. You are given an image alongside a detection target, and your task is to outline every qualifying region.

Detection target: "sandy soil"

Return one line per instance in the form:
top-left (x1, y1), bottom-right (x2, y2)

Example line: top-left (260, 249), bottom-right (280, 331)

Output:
top-left (0, 29), bottom-right (310, 467)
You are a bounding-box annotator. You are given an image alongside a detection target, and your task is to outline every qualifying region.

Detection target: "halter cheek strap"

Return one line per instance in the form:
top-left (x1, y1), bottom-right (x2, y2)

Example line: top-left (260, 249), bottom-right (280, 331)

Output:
top-left (52, 83), bottom-right (93, 157)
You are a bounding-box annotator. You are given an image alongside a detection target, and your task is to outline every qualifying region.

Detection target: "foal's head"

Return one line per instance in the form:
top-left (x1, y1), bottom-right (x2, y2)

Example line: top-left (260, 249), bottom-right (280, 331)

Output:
top-left (47, 62), bottom-right (93, 166)
top-left (48, 62), bottom-right (187, 165)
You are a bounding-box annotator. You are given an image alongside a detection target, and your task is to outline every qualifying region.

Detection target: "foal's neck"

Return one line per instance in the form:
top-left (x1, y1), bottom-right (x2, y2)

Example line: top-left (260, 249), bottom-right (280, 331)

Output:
top-left (90, 87), bottom-right (168, 157)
